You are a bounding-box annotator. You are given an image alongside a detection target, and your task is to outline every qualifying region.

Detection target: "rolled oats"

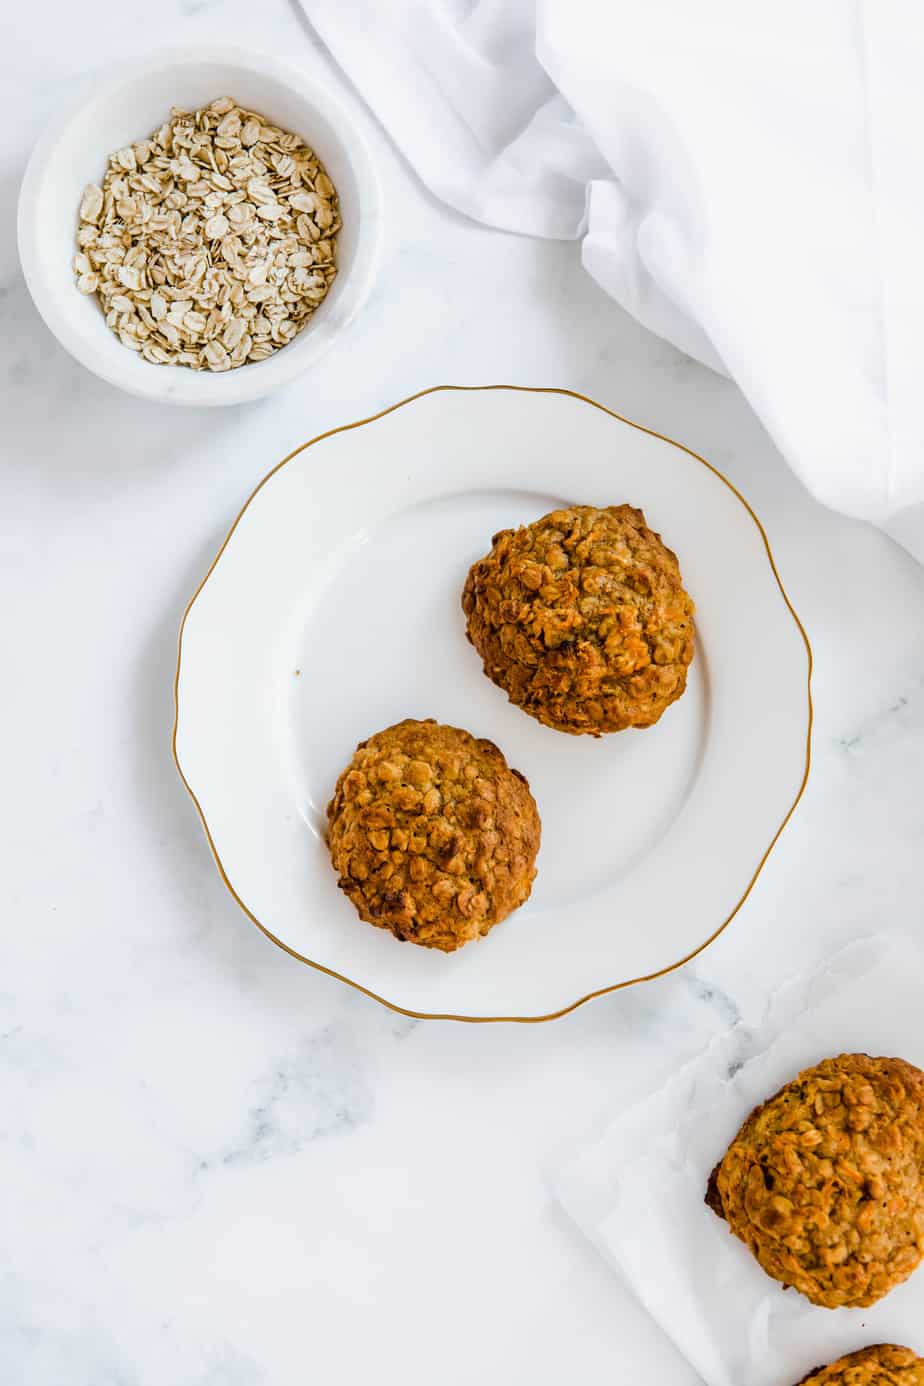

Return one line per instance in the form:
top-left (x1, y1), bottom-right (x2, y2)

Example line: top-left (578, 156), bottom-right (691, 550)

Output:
top-left (74, 97), bottom-right (340, 371)
top-left (796, 1345), bottom-right (924, 1386)
top-left (462, 505), bottom-right (696, 736)
top-left (326, 719), bottom-right (541, 953)
top-left (707, 1054), bottom-right (924, 1310)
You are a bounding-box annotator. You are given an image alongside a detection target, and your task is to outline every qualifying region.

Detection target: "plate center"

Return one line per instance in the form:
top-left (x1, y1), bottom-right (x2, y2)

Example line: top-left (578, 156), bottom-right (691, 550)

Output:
top-left (285, 490), bottom-right (708, 911)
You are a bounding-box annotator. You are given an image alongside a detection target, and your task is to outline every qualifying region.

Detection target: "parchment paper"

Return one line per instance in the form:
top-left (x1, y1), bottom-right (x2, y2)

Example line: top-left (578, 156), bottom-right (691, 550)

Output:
top-left (557, 937), bottom-right (924, 1386)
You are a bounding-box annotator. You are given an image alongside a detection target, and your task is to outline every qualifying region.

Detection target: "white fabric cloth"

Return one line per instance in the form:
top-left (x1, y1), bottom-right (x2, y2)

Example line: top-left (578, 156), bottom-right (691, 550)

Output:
top-left (301, 0), bottom-right (924, 561)
top-left (557, 937), bottom-right (924, 1386)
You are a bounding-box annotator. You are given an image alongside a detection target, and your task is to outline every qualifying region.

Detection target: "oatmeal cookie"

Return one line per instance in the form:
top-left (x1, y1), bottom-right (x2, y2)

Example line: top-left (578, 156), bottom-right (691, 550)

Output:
top-left (706, 1054), bottom-right (924, 1308)
top-left (326, 719), bottom-right (540, 951)
top-left (461, 505), bottom-right (695, 735)
top-left (795, 1344), bottom-right (924, 1385)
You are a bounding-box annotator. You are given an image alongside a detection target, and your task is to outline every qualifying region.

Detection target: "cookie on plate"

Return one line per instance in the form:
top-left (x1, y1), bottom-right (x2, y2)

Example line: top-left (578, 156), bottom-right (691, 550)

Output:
top-left (462, 504), bottom-right (695, 735)
top-left (326, 719), bottom-right (540, 952)
top-left (795, 1344), bottom-right (924, 1385)
top-left (706, 1054), bottom-right (924, 1309)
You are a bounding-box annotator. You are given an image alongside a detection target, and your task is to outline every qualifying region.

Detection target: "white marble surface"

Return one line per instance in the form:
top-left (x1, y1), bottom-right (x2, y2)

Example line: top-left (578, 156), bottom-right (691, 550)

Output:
top-left (3, 3), bottom-right (923, 1383)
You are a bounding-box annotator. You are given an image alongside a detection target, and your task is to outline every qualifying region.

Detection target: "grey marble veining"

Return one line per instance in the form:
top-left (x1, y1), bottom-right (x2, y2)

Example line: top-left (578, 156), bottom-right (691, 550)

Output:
top-left (2, 2), bottom-right (923, 1383)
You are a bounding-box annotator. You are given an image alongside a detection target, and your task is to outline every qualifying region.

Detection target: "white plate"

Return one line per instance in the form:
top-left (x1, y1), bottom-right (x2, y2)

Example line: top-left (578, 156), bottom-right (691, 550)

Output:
top-left (173, 386), bottom-right (812, 1020)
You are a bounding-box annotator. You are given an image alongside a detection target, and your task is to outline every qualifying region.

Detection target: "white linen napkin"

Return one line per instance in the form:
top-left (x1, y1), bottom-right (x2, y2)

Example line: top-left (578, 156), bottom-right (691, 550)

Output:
top-left (556, 936), bottom-right (924, 1386)
top-left (300, 0), bottom-right (924, 562)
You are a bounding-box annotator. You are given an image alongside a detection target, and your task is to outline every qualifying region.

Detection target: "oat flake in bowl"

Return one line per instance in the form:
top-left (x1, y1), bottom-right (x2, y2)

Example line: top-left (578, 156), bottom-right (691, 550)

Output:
top-left (74, 96), bottom-right (340, 371)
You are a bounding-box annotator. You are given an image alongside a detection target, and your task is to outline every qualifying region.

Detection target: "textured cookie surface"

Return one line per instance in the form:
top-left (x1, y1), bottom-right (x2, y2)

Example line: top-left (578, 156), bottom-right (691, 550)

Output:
top-left (706, 1054), bottom-right (924, 1309)
top-left (795, 1344), bottom-right (924, 1385)
top-left (462, 505), bottom-right (695, 735)
top-left (326, 719), bottom-right (540, 951)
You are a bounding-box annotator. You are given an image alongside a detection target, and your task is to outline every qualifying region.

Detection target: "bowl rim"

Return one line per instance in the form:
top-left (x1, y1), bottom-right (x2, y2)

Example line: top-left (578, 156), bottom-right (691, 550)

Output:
top-left (16, 43), bottom-right (382, 406)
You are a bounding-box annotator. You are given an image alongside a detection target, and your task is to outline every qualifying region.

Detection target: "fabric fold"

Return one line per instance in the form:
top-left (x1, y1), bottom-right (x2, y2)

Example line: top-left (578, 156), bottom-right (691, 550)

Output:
top-left (300, 0), bottom-right (924, 561)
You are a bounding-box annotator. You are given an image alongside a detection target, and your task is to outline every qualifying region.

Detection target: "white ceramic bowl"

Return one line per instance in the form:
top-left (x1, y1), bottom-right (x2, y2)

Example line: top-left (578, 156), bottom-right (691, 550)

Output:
top-left (17, 46), bottom-right (381, 406)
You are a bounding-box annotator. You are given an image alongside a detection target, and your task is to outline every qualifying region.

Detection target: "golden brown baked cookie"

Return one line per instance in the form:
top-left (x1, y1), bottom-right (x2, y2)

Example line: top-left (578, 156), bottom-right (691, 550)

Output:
top-left (461, 505), bottom-right (695, 735)
top-left (795, 1344), bottom-right (924, 1386)
top-left (706, 1054), bottom-right (924, 1309)
top-left (326, 719), bottom-right (540, 952)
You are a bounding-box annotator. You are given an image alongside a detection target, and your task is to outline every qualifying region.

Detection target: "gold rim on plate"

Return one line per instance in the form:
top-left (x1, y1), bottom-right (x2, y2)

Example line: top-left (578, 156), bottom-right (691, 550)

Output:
top-left (172, 384), bottom-right (814, 1023)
